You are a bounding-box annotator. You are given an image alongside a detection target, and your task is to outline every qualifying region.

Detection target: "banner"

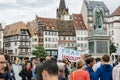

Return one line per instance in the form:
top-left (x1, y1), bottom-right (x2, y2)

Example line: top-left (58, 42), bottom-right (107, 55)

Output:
top-left (58, 47), bottom-right (81, 62)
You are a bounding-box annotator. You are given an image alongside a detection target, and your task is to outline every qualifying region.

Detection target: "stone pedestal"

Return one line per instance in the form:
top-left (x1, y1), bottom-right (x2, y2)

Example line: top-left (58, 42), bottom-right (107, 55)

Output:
top-left (88, 35), bottom-right (110, 56)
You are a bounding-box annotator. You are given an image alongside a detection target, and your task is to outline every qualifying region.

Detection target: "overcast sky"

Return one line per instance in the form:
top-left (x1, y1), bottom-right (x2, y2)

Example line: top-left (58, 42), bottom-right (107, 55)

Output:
top-left (0, 0), bottom-right (120, 27)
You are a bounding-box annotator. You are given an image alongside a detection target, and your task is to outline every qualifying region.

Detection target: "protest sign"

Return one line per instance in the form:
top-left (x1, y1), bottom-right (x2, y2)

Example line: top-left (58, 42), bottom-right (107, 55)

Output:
top-left (58, 47), bottom-right (81, 62)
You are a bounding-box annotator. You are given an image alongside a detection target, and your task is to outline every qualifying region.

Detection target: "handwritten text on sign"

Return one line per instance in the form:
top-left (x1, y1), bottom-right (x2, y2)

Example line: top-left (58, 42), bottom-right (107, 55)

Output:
top-left (58, 47), bottom-right (80, 62)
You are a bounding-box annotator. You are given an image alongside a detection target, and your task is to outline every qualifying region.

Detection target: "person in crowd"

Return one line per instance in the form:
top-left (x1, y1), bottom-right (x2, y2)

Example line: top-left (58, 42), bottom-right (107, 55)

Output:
top-left (0, 53), bottom-right (7, 79)
top-left (4, 63), bottom-right (12, 80)
top-left (45, 56), bottom-right (51, 61)
top-left (51, 57), bottom-right (57, 63)
top-left (32, 59), bottom-right (37, 80)
top-left (4, 55), bottom-right (16, 80)
top-left (80, 54), bottom-right (92, 67)
top-left (41, 60), bottom-right (58, 80)
top-left (70, 59), bottom-right (90, 80)
top-left (93, 57), bottom-right (102, 72)
top-left (85, 57), bottom-right (97, 80)
top-left (18, 58), bottom-right (23, 72)
top-left (96, 54), bottom-right (113, 80)
top-left (4, 55), bottom-right (12, 80)
top-left (21, 58), bottom-right (25, 69)
top-left (57, 62), bottom-right (66, 80)
top-left (19, 61), bottom-right (33, 80)
top-left (81, 54), bottom-right (91, 61)
top-left (112, 55), bottom-right (120, 80)
top-left (71, 62), bottom-right (76, 73)
top-left (18, 58), bottom-right (22, 66)
top-left (36, 62), bottom-right (43, 80)
top-left (62, 58), bottom-right (69, 80)
top-left (15, 58), bottom-right (18, 65)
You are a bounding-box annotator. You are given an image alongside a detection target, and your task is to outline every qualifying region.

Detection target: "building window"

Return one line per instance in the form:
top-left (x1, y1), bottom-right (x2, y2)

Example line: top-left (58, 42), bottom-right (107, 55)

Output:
top-left (88, 11), bottom-right (92, 15)
top-left (0, 33), bottom-right (1, 39)
top-left (25, 49), bottom-right (28, 52)
top-left (48, 44), bottom-right (50, 48)
top-left (20, 49), bottom-right (23, 52)
top-left (15, 42), bottom-right (17, 46)
top-left (45, 38), bottom-right (47, 41)
top-left (21, 30), bottom-right (26, 34)
top-left (112, 30), bottom-right (114, 35)
top-left (108, 31), bottom-right (110, 35)
top-left (81, 43), bottom-right (83, 47)
top-left (72, 37), bottom-right (74, 40)
top-left (63, 37), bottom-right (66, 40)
top-left (85, 43), bottom-right (87, 47)
top-left (55, 44), bottom-right (57, 48)
top-left (39, 39), bottom-right (43, 42)
top-left (35, 39), bottom-right (37, 42)
top-left (81, 37), bottom-right (83, 41)
top-left (15, 49), bottom-right (17, 53)
top-left (45, 32), bottom-right (47, 35)
top-left (38, 26), bottom-right (43, 30)
top-left (78, 44), bottom-right (80, 47)
top-left (77, 37), bottom-right (80, 40)
top-left (72, 43), bottom-right (74, 46)
top-left (68, 43), bottom-right (70, 46)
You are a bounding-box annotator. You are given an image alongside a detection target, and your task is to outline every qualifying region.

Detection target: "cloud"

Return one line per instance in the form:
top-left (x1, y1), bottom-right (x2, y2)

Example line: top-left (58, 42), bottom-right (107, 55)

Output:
top-left (0, 0), bottom-right (120, 26)
top-left (0, 0), bottom-right (16, 3)
top-left (16, 0), bottom-right (56, 8)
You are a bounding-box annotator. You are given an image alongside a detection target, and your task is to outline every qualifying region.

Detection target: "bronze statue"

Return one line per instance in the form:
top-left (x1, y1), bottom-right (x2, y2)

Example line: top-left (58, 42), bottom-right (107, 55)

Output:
top-left (93, 4), bottom-right (105, 35)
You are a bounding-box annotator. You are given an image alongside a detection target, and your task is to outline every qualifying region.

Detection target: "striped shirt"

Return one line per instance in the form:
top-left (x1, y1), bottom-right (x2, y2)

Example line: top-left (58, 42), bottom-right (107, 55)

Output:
top-left (112, 63), bottom-right (120, 80)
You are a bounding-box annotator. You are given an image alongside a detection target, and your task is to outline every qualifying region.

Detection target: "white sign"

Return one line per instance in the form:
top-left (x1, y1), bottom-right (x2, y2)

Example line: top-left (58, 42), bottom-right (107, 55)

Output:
top-left (58, 47), bottom-right (81, 62)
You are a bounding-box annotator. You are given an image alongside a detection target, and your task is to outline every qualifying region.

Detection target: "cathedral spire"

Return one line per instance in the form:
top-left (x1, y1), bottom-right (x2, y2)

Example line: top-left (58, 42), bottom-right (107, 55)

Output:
top-left (56, 0), bottom-right (69, 19)
top-left (59, 0), bottom-right (66, 10)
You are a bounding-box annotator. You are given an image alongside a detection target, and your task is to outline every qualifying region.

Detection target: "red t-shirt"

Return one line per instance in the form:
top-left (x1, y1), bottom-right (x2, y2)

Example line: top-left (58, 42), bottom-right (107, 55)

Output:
top-left (70, 69), bottom-right (90, 80)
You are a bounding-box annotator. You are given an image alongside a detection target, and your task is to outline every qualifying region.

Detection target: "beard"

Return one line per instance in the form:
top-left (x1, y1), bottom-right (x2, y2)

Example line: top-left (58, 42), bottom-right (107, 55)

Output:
top-left (0, 68), bottom-right (5, 74)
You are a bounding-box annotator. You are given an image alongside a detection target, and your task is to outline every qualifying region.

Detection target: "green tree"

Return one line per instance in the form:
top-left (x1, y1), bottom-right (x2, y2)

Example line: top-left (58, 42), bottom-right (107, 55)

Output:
top-left (110, 41), bottom-right (117, 55)
top-left (31, 45), bottom-right (47, 58)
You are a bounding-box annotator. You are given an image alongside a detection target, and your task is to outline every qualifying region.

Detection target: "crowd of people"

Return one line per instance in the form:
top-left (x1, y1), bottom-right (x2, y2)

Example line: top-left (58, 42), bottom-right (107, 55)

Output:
top-left (0, 53), bottom-right (120, 80)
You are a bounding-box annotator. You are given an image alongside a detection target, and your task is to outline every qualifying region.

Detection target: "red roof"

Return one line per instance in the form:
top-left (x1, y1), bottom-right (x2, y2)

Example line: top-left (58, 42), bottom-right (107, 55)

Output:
top-left (72, 14), bottom-right (87, 30)
top-left (111, 6), bottom-right (120, 16)
top-left (36, 16), bottom-right (58, 31)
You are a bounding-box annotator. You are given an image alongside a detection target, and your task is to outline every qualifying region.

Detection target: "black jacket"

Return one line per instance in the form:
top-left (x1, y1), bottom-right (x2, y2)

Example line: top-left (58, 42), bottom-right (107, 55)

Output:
top-left (19, 69), bottom-right (32, 80)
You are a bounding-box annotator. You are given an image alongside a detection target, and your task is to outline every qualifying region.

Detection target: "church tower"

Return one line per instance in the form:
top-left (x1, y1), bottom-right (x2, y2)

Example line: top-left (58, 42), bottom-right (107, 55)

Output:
top-left (56, 0), bottom-right (69, 20)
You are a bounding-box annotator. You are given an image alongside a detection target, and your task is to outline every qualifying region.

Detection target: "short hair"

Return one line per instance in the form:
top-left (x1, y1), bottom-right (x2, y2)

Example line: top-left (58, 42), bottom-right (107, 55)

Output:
top-left (42, 60), bottom-right (58, 75)
top-left (51, 57), bottom-right (57, 63)
top-left (86, 57), bottom-right (94, 64)
top-left (76, 60), bottom-right (85, 69)
top-left (102, 54), bottom-right (110, 62)
top-left (84, 54), bottom-right (92, 58)
top-left (4, 55), bottom-right (10, 60)
top-left (95, 58), bottom-right (101, 62)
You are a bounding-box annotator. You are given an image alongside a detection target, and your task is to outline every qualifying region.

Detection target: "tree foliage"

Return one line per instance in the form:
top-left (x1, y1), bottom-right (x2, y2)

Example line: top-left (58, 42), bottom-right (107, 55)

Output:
top-left (31, 45), bottom-right (47, 58)
top-left (110, 41), bottom-right (117, 55)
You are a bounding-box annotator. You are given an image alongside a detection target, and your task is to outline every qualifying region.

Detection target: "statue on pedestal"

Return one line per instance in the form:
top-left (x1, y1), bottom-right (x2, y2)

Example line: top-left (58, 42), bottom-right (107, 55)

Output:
top-left (93, 4), bottom-right (106, 35)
